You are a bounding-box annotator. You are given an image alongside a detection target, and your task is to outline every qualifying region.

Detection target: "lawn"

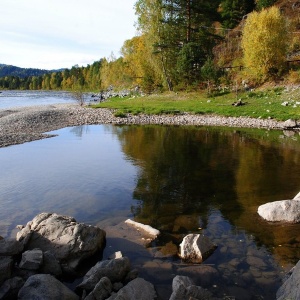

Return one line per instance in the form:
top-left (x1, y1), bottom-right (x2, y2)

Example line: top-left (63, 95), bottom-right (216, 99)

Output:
top-left (91, 87), bottom-right (300, 121)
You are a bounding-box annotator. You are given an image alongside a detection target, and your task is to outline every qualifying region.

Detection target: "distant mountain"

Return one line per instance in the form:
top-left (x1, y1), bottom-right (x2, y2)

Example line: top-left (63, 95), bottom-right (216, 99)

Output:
top-left (0, 64), bottom-right (65, 78)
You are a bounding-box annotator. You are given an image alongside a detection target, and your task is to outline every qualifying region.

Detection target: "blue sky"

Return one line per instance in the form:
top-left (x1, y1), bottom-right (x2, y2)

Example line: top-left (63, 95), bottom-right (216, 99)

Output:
top-left (0, 0), bottom-right (137, 69)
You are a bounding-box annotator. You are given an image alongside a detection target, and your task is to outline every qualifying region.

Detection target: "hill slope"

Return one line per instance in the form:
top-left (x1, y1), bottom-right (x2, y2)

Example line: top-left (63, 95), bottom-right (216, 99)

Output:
top-left (0, 64), bottom-right (63, 78)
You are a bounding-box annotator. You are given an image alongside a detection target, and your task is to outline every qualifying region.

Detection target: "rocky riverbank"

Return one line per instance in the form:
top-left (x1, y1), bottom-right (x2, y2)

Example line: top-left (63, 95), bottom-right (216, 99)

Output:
top-left (0, 103), bottom-right (292, 148)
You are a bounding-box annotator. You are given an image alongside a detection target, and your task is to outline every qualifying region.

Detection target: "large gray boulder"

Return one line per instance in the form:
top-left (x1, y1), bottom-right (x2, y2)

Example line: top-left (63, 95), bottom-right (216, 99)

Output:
top-left (16, 213), bottom-right (106, 271)
top-left (258, 200), bottom-right (300, 223)
top-left (18, 274), bottom-right (79, 300)
top-left (77, 257), bottom-right (130, 291)
top-left (179, 234), bottom-right (217, 263)
top-left (277, 260), bottom-right (300, 300)
top-left (107, 278), bottom-right (156, 300)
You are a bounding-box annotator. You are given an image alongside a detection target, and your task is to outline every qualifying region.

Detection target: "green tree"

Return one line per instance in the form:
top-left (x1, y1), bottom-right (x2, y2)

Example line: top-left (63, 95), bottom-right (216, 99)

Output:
top-left (241, 6), bottom-right (288, 81)
top-left (256, 0), bottom-right (276, 11)
top-left (220, 0), bottom-right (255, 29)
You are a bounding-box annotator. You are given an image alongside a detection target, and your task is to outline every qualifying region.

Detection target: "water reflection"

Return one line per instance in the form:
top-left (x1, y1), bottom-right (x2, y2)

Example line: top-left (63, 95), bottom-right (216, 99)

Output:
top-left (1, 124), bottom-right (300, 298)
top-left (113, 125), bottom-right (300, 267)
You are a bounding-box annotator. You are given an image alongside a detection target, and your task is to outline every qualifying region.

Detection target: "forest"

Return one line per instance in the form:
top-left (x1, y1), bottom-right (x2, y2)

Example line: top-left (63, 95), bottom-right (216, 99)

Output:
top-left (1, 0), bottom-right (299, 93)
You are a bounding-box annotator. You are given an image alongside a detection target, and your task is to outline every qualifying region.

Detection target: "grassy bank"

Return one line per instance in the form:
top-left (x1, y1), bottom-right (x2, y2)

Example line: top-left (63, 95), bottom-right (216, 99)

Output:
top-left (92, 87), bottom-right (300, 121)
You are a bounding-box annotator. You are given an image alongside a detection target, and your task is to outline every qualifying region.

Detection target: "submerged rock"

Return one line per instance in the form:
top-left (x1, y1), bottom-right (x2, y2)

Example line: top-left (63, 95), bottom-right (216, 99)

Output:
top-left (16, 213), bottom-right (106, 271)
top-left (179, 234), bottom-right (217, 263)
top-left (169, 275), bottom-right (213, 300)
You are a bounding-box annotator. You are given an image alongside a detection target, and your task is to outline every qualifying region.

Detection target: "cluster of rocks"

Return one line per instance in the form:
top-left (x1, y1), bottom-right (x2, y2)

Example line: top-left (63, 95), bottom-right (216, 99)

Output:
top-left (0, 212), bottom-right (220, 300)
top-left (0, 103), bottom-right (294, 148)
top-left (1, 210), bottom-right (299, 299)
top-left (89, 88), bottom-right (133, 103)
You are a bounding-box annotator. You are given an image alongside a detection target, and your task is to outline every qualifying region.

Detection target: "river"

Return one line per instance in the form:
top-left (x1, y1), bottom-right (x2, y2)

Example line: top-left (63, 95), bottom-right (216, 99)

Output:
top-left (1, 91), bottom-right (300, 299)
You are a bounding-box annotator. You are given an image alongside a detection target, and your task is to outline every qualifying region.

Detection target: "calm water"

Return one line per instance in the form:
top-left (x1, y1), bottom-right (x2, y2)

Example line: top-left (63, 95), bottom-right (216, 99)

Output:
top-left (1, 122), bottom-right (300, 299)
top-left (1, 92), bottom-right (300, 299)
top-left (0, 90), bottom-right (76, 108)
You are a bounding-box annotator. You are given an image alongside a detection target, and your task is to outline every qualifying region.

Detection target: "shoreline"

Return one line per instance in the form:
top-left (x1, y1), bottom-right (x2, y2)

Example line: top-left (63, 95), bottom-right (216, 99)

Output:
top-left (0, 103), bottom-right (288, 148)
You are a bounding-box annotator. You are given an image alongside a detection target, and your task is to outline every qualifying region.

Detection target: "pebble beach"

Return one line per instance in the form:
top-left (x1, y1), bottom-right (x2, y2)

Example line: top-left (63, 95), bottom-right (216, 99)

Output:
top-left (0, 103), bottom-right (286, 148)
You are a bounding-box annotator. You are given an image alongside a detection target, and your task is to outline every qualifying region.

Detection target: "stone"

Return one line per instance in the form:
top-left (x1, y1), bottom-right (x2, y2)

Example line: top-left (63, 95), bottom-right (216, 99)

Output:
top-left (276, 260), bottom-right (300, 300)
top-left (169, 275), bottom-right (213, 300)
top-left (18, 274), bottom-right (79, 300)
top-left (16, 213), bottom-right (106, 271)
top-left (106, 278), bottom-right (156, 300)
top-left (77, 257), bottom-right (130, 291)
top-left (283, 119), bottom-right (297, 129)
top-left (258, 200), bottom-right (300, 223)
top-left (40, 251), bottom-right (62, 277)
top-left (0, 256), bottom-right (13, 285)
top-left (85, 277), bottom-right (113, 300)
top-left (109, 251), bottom-right (123, 259)
top-left (0, 238), bottom-right (24, 256)
top-left (179, 234), bottom-right (217, 263)
top-left (19, 249), bottom-right (43, 270)
top-left (0, 277), bottom-right (25, 300)
top-left (125, 219), bottom-right (160, 238)
top-left (177, 265), bottom-right (219, 288)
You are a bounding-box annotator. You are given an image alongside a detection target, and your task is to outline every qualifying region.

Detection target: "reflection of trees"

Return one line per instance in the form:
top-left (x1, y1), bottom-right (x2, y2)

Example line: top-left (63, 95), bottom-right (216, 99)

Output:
top-left (114, 125), bottom-right (300, 266)
top-left (115, 125), bottom-right (240, 233)
top-left (69, 125), bottom-right (90, 138)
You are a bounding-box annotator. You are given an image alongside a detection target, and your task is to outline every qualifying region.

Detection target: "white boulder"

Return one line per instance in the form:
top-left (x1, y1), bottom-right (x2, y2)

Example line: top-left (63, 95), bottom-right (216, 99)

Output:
top-left (258, 200), bottom-right (300, 223)
top-left (125, 219), bottom-right (160, 238)
top-left (179, 234), bottom-right (217, 263)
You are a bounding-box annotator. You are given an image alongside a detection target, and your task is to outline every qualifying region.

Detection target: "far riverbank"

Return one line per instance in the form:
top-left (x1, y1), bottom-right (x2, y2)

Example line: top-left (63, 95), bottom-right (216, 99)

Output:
top-left (0, 103), bottom-right (289, 148)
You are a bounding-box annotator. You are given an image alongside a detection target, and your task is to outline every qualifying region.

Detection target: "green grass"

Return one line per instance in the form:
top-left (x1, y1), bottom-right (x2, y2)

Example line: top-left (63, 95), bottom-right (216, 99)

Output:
top-left (91, 87), bottom-right (300, 121)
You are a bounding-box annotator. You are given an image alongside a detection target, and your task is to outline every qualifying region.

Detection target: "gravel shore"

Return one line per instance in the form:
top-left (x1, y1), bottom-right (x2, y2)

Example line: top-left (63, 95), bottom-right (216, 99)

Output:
top-left (0, 103), bottom-right (286, 148)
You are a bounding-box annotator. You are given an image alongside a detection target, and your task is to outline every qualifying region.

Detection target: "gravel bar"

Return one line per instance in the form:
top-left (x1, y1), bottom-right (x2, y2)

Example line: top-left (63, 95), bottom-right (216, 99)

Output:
top-left (0, 103), bottom-right (286, 148)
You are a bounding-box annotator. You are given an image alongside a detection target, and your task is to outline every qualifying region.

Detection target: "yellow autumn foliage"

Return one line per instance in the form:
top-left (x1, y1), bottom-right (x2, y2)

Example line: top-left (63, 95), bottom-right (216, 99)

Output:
top-left (241, 6), bottom-right (288, 81)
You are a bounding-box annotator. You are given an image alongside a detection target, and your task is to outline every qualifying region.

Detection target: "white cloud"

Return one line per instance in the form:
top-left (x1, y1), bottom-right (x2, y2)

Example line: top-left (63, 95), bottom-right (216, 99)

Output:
top-left (0, 0), bottom-right (137, 69)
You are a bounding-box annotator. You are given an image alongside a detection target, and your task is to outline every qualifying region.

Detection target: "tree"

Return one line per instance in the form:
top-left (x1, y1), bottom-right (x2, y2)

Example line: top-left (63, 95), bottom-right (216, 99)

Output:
top-left (220, 0), bottom-right (255, 29)
top-left (256, 0), bottom-right (276, 11)
top-left (241, 6), bottom-right (288, 81)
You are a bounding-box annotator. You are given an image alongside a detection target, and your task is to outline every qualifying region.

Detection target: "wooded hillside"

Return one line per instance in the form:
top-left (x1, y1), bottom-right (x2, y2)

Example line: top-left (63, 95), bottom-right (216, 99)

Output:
top-left (1, 0), bottom-right (300, 92)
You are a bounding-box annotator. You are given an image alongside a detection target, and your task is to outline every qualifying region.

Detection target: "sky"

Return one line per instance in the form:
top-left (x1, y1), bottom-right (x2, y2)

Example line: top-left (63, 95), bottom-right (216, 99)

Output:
top-left (0, 0), bottom-right (138, 70)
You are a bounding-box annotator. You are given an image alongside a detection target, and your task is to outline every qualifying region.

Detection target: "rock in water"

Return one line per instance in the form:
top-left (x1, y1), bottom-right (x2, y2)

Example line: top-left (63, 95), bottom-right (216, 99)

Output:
top-left (179, 234), bottom-right (216, 263)
top-left (16, 213), bottom-right (106, 271)
top-left (258, 200), bottom-right (300, 223)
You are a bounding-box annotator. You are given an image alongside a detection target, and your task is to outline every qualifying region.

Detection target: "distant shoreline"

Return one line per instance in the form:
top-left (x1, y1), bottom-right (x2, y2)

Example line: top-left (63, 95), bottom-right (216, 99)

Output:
top-left (0, 103), bottom-right (287, 148)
